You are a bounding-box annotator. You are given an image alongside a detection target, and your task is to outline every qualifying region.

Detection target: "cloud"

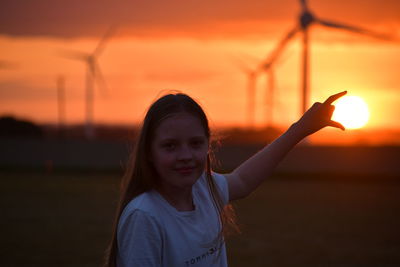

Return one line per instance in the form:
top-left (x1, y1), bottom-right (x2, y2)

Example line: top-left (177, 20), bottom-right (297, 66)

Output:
top-left (1, 0), bottom-right (399, 39)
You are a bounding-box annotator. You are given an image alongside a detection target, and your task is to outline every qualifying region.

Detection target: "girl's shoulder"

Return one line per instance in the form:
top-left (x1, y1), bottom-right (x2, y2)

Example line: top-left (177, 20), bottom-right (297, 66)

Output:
top-left (195, 171), bottom-right (229, 205)
top-left (211, 171), bottom-right (228, 187)
top-left (117, 194), bottom-right (163, 249)
top-left (120, 190), bottom-right (160, 221)
top-left (211, 172), bottom-right (229, 204)
top-left (196, 171), bottom-right (226, 185)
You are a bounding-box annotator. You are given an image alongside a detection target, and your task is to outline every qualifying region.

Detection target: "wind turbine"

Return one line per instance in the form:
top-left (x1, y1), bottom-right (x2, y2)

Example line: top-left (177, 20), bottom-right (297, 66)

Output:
top-left (271, 0), bottom-right (397, 115)
top-left (234, 45), bottom-right (289, 129)
top-left (234, 59), bottom-right (258, 128)
top-left (260, 64), bottom-right (275, 128)
top-left (258, 48), bottom-right (292, 128)
top-left (60, 26), bottom-right (115, 139)
top-left (56, 75), bottom-right (66, 137)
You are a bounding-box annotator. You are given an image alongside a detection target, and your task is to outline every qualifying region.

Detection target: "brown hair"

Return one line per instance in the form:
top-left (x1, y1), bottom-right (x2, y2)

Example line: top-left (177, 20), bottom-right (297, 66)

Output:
top-left (103, 93), bottom-right (238, 267)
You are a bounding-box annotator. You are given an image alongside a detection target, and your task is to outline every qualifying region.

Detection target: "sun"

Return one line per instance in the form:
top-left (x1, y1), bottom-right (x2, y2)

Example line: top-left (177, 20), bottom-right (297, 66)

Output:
top-left (332, 95), bottom-right (370, 129)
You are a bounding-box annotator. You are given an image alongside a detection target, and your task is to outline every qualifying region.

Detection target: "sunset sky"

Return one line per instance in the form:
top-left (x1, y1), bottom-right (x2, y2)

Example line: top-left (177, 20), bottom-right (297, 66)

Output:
top-left (1, 0), bottom-right (399, 143)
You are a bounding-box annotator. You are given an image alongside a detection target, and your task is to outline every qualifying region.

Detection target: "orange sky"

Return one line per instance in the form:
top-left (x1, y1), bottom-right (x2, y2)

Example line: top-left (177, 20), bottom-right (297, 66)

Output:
top-left (0, 0), bottom-right (399, 144)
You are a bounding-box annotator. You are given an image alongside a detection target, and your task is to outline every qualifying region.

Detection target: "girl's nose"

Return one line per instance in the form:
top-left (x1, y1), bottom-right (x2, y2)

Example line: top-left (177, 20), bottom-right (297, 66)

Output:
top-left (177, 145), bottom-right (193, 161)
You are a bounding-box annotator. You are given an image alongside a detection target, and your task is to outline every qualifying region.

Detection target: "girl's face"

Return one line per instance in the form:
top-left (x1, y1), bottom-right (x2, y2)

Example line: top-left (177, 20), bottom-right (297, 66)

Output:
top-left (150, 112), bottom-right (209, 192)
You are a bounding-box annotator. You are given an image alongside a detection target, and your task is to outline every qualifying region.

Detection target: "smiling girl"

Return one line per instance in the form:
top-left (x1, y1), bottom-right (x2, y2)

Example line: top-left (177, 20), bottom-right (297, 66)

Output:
top-left (104, 91), bottom-right (346, 267)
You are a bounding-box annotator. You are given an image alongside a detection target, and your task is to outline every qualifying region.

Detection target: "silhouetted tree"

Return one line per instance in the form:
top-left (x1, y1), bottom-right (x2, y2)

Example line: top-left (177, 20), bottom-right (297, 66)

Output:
top-left (0, 116), bottom-right (43, 138)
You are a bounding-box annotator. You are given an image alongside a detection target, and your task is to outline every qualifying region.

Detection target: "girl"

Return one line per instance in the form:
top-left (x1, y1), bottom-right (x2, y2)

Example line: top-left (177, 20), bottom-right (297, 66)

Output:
top-left (105, 91), bottom-right (347, 267)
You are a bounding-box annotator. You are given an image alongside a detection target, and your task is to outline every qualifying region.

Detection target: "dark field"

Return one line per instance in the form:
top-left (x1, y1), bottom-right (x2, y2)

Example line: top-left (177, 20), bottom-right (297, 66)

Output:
top-left (1, 171), bottom-right (400, 267)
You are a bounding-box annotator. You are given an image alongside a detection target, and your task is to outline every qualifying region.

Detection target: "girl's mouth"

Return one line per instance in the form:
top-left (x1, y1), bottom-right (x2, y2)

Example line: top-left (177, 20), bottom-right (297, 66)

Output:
top-left (175, 166), bottom-right (195, 175)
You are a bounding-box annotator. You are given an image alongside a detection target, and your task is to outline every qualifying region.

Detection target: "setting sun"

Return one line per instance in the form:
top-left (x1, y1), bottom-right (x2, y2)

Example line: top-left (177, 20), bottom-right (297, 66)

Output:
top-left (332, 95), bottom-right (370, 129)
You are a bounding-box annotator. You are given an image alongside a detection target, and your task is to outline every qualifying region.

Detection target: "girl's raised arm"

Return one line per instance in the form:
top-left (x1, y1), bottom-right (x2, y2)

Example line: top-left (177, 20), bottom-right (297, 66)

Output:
top-left (225, 91), bottom-right (347, 201)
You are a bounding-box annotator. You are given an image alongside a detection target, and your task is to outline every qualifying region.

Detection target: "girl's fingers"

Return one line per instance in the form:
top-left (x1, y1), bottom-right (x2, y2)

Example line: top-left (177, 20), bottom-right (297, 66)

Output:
top-left (328, 120), bottom-right (345, 131)
top-left (327, 104), bottom-right (335, 117)
top-left (323, 91), bottom-right (347, 105)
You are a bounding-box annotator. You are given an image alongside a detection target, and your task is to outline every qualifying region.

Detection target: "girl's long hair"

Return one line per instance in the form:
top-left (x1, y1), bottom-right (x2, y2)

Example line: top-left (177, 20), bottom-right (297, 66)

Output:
top-left (103, 93), bottom-right (238, 267)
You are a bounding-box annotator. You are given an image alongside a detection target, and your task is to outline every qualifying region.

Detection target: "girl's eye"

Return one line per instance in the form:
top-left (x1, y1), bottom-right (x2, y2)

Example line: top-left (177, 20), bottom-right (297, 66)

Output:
top-left (191, 139), bottom-right (205, 148)
top-left (162, 142), bottom-right (176, 150)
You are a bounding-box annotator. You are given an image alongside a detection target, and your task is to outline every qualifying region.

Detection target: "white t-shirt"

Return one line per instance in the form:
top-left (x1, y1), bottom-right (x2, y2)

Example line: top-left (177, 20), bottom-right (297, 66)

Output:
top-left (117, 172), bottom-right (229, 267)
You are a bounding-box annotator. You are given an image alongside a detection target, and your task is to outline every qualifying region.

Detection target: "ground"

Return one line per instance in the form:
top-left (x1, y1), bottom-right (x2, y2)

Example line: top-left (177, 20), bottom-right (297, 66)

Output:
top-left (1, 170), bottom-right (399, 266)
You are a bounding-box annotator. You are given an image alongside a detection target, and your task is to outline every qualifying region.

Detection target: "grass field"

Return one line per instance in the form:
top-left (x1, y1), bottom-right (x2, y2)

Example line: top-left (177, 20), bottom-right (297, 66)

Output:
top-left (1, 170), bottom-right (400, 266)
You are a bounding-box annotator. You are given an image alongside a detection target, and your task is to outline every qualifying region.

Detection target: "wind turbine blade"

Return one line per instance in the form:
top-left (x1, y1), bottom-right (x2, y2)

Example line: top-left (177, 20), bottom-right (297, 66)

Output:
top-left (316, 18), bottom-right (397, 41)
top-left (93, 25), bottom-right (117, 57)
top-left (275, 49), bottom-right (293, 67)
top-left (88, 60), bottom-right (96, 77)
top-left (58, 50), bottom-right (88, 61)
top-left (93, 62), bottom-right (109, 97)
top-left (260, 25), bottom-right (299, 70)
top-left (237, 52), bottom-right (261, 65)
top-left (230, 55), bottom-right (254, 74)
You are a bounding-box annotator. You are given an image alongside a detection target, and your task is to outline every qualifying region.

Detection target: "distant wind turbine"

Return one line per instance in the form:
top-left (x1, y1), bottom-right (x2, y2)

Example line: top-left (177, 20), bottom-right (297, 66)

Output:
top-left (56, 75), bottom-right (66, 137)
top-left (271, 0), bottom-right (397, 115)
top-left (261, 64), bottom-right (275, 128)
top-left (234, 47), bottom-right (288, 128)
top-left (234, 58), bottom-right (258, 128)
top-left (60, 26), bottom-right (115, 139)
top-left (258, 49), bottom-right (292, 128)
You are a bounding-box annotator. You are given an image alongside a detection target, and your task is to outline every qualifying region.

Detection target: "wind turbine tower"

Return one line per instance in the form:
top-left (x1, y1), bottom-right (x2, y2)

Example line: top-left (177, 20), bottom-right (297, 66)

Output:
top-left (232, 56), bottom-right (259, 128)
top-left (57, 75), bottom-right (66, 135)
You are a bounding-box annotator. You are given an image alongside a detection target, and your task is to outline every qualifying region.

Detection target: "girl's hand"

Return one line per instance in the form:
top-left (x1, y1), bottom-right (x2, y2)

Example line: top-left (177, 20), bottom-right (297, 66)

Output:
top-left (293, 91), bottom-right (347, 138)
